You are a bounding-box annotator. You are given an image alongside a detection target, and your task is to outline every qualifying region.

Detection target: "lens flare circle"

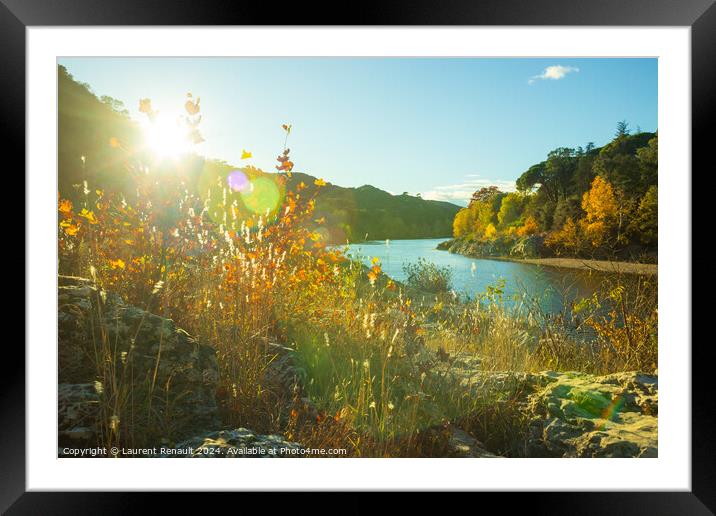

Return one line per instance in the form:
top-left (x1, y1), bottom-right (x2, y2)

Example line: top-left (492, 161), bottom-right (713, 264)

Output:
top-left (227, 170), bottom-right (252, 193)
top-left (241, 176), bottom-right (281, 215)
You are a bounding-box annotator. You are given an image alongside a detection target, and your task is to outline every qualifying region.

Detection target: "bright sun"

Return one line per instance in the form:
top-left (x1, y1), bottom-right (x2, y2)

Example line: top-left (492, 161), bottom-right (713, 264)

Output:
top-left (142, 114), bottom-right (193, 158)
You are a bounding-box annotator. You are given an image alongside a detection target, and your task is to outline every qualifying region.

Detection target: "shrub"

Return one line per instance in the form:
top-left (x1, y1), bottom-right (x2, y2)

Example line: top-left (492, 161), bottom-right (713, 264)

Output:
top-left (402, 258), bottom-right (452, 293)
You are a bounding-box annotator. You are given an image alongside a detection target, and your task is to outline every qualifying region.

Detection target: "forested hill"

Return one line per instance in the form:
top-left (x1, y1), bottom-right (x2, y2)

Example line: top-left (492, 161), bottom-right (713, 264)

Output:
top-left (58, 64), bottom-right (460, 243)
top-left (286, 173), bottom-right (461, 243)
top-left (449, 123), bottom-right (658, 261)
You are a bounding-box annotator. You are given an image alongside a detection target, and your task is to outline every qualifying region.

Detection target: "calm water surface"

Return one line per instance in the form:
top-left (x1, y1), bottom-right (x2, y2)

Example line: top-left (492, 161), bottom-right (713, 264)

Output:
top-left (344, 238), bottom-right (613, 314)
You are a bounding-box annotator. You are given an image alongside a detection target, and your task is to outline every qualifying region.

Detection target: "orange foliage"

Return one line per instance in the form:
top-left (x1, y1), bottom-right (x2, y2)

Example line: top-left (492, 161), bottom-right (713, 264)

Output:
top-left (516, 216), bottom-right (539, 237)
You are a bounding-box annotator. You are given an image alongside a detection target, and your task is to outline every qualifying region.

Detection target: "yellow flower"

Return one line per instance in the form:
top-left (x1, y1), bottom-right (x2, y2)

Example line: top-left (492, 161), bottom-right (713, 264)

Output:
top-left (314, 178), bottom-right (326, 187)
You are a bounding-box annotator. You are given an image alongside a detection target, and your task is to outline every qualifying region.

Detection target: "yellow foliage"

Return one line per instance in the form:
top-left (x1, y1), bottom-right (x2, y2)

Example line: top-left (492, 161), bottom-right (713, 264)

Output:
top-left (582, 219), bottom-right (608, 248)
top-left (452, 208), bottom-right (471, 237)
top-left (582, 176), bottom-right (618, 223)
top-left (545, 217), bottom-right (582, 255)
top-left (516, 216), bottom-right (539, 237)
top-left (484, 223), bottom-right (497, 239)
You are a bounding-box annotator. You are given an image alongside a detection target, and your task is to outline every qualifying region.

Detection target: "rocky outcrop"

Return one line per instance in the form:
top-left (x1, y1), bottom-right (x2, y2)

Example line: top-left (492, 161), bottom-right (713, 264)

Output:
top-left (433, 357), bottom-right (657, 458)
top-left (58, 276), bottom-right (220, 446)
top-left (525, 371), bottom-right (657, 458)
top-left (164, 428), bottom-right (303, 458)
top-left (438, 235), bottom-right (547, 259)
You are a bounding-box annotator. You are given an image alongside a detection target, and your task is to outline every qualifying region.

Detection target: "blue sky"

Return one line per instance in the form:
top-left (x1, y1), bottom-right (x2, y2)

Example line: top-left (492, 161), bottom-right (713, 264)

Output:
top-left (59, 57), bottom-right (657, 206)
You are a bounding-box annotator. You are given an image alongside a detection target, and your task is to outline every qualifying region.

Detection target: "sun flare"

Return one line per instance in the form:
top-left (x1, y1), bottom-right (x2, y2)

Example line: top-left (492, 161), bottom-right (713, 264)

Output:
top-left (142, 113), bottom-right (193, 158)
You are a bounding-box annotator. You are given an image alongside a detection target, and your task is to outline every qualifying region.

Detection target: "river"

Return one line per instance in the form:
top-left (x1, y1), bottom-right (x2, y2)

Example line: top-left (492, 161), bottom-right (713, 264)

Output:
top-left (343, 238), bottom-right (621, 314)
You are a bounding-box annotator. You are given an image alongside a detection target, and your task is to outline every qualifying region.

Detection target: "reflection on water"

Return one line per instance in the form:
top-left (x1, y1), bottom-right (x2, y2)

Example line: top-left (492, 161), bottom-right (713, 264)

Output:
top-left (343, 238), bottom-right (627, 314)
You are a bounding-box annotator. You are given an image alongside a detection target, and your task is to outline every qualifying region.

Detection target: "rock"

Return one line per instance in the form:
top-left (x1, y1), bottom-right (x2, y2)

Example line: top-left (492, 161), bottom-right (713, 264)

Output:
top-left (447, 427), bottom-right (500, 458)
top-left (439, 235), bottom-right (548, 259)
top-left (525, 371), bottom-right (658, 458)
top-left (165, 428), bottom-right (303, 458)
top-left (58, 383), bottom-right (101, 445)
top-left (57, 276), bottom-right (220, 444)
top-left (264, 343), bottom-right (305, 396)
top-left (510, 235), bottom-right (546, 258)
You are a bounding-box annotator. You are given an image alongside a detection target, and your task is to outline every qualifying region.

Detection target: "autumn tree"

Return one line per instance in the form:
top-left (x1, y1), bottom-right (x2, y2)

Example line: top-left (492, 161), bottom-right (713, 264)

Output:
top-left (545, 217), bottom-right (584, 256)
top-left (469, 186), bottom-right (502, 205)
top-left (580, 175), bottom-right (621, 248)
top-left (516, 216), bottom-right (539, 237)
top-left (453, 208), bottom-right (472, 237)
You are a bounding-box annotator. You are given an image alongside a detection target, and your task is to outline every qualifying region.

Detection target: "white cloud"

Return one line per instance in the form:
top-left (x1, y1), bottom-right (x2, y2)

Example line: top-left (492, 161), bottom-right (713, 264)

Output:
top-left (421, 176), bottom-right (517, 206)
top-left (528, 65), bottom-right (579, 85)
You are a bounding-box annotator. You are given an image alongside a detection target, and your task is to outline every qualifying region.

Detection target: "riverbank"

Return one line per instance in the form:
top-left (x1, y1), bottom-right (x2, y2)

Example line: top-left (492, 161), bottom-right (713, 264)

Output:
top-left (516, 257), bottom-right (657, 275)
top-left (437, 237), bottom-right (657, 276)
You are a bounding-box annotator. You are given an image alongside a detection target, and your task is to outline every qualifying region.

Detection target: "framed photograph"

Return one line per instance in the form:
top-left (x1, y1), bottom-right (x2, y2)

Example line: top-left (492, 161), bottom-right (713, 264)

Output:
top-left (6, 0), bottom-right (711, 511)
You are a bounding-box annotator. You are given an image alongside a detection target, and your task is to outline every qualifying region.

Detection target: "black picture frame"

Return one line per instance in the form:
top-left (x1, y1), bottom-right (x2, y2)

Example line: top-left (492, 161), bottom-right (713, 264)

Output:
top-left (4, 0), bottom-right (709, 512)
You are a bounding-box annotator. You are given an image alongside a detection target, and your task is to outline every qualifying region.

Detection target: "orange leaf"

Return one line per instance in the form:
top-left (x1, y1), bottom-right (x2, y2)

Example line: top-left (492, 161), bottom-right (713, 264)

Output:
top-left (58, 199), bottom-right (73, 216)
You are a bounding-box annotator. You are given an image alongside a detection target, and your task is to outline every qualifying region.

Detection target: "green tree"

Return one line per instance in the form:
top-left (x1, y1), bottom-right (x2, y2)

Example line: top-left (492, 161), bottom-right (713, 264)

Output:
top-left (497, 193), bottom-right (524, 227)
top-left (553, 195), bottom-right (583, 229)
top-left (629, 185), bottom-right (658, 246)
top-left (637, 134), bottom-right (658, 190)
